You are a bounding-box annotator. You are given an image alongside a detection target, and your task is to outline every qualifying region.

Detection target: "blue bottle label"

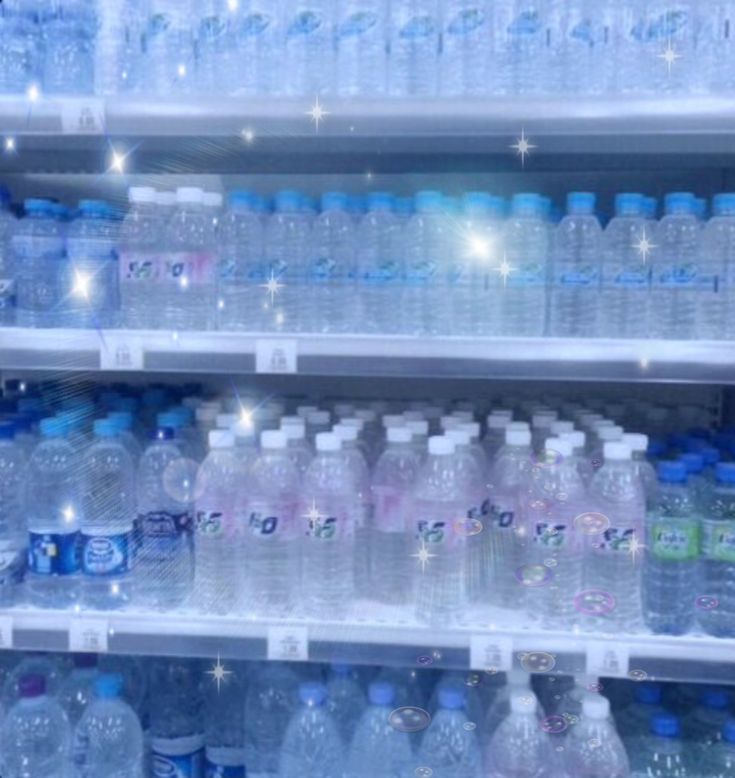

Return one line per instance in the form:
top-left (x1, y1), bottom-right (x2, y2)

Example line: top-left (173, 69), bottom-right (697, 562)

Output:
top-left (152, 737), bottom-right (204, 778)
top-left (488, 500), bottom-right (515, 529)
top-left (28, 530), bottom-right (80, 576)
top-left (238, 13), bottom-right (271, 37)
top-left (399, 15), bottom-right (437, 40)
top-left (505, 263), bottom-right (545, 287)
top-left (508, 10), bottom-right (542, 38)
top-left (139, 510), bottom-right (193, 560)
top-left (309, 255), bottom-right (339, 283)
top-left (446, 8), bottom-right (486, 36)
top-left (80, 530), bottom-right (132, 577)
top-left (339, 11), bottom-right (379, 39)
top-left (405, 261), bottom-right (436, 285)
top-left (534, 521), bottom-right (570, 548)
top-left (287, 10), bottom-right (323, 38)
top-left (555, 266), bottom-right (599, 287)
top-left (654, 263), bottom-right (698, 287)
top-left (648, 10), bottom-right (689, 41)
top-left (363, 260), bottom-right (398, 285)
top-left (607, 264), bottom-right (650, 288)
top-left (205, 747), bottom-right (247, 777)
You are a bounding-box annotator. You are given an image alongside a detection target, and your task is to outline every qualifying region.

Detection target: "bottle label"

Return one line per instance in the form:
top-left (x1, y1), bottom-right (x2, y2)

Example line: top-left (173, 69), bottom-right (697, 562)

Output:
top-left (0, 277), bottom-right (16, 309)
top-left (508, 10), bottom-right (542, 38)
top-left (399, 15), bottom-right (437, 40)
top-left (308, 255), bottom-right (341, 283)
top-left (534, 520), bottom-right (570, 548)
top-left (247, 501), bottom-right (297, 540)
top-left (653, 263), bottom-right (699, 288)
top-left (648, 9), bottom-right (690, 41)
top-left (650, 520), bottom-right (699, 561)
top-left (505, 262), bottom-right (545, 287)
top-left (405, 261), bottom-right (437, 285)
top-left (446, 8), bottom-right (486, 36)
top-left (28, 530), bottom-right (80, 576)
top-left (305, 503), bottom-right (353, 541)
top-left (196, 509), bottom-right (228, 539)
top-left (163, 252), bottom-right (216, 285)
top-left (363, 261), bottom-right (398, 285)
top-left (569, 16), bottom-right (594, 46)
top-left (554, 265), bottom-right (599, 287)
top-left (416, 517), bottom-right (450, 545)
top-left (339, 11), bottom-right (379, 39)
top-left (287, 10), bottom-right (324, 38)
top-left (702, 520), bottom-right (735, 563)
top-left (606, 263), bottom-right (650, 288)
top-left (205, 747), bottom-right (246, 776)
top-left (595, 526), bottom-right (638, 553)
top-left (120, 251), bottom-right (159, 283)
top-left (0, 541), bottom-right (24, 587)
top-left (488, 500), bottom-right (515, 529)
top-left (374, 487), bottom-right (406, 533)
top-left (238, 12), bottom-right (272, 38)
top-left (139, 510), bottom-right (194, 561)
top-left (81, 529), bottom-right (133, 577)
top-left (152, 738), bottom-right (204, 778)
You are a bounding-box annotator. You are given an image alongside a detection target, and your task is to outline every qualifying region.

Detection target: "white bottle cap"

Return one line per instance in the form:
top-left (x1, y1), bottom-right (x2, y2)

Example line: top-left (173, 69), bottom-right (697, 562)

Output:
top-left (261, 430), bottom-right (287, 450)
top-left (604, 441), bottom-right (632, 461)
top-left (532, 412), bottom-right (558, 427)
top-left (216, 413), bottom-right (237, 429)
top-left (176, 186), bottom-right (204, 204)
top-left (487, 415), bottom-right (512, 430)
top-left (460, 421), bottom-right (480, 440)
top-left (550, 420), bottom-right (574, 435)
top-left (446, 429), bottom-right (471, 446)
top-left (281, 415), bottom-right (303, 427)
top-left (281, 424), bottom-right (305, 441)
top-left (354, 409), bottom-right (376, 423)
top-left (203, 192), bottom-right (223, 208)
top-left (489, 408), bottom-right (513, 419)
top-left (233, 420), bottom-right (255, 439)
top-left (382, 414), bottom-right (405, 429)
top-left (403, 410), bottom-right (426, 421)
top-left (334, 402), bottom-right (355, 417)
top-left (196, 406), bottom-right (219, 424)
top-left (209, 430), bottom-right (234, 449)
top-left (451, 410), bottom-right (474, 421)
top-left (333, 424), bottom-right (358, 442)
top-left (582, 693), bottom-right (610, 720)
top-left (598, 425), bottom-right (624, 442)
top-left (308, 410), bottom-right (331, 425)
top-left (340, 417), bottom-right (365, 431)
top-left (510, 690), bottom-right (537, 714)
top-left (507, 421), bottom-right (530, 432)
top-left (129, 186), bottom-right (156, 204)
top-left (591, 418), bottom-right (615, 430)
top-left (428, 436), bottom-right (454, 456)
top-left (622, 432), bottom-right (648, 452)
top-left (506, 428), bottom-right (531, 446)
top-left (440, 416), bottom-right (460, 431)
top-left (156, 190), bottom-right (176, 207)
top-left (544, 437), bottom-right (573, 458)
top-left (562, 430), bottom-right (586, 449)
top-left (316, 433), bottom-right (341, 452)
top-left (406, 420), bottom-right (429, 436)
top-left (387, 427), bottom-right (412, 444)
top-left (296, 405), bottom-right (319, 418)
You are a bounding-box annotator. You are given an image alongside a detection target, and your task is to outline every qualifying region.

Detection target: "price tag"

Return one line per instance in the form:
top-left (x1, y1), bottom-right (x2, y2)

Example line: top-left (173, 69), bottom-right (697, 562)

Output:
top-left (255, 339), bottom-right (298, 374)
top-left (100, 334), bottom-right (144, 371)
top-left (69, 619), bottom-right (109, 653)
top-left (470, 634), bottom-right (513, 673)
top-left (60, 98), bottom-right (106, 135)
top-left (267, 626), bottom-right (309, 662)
top-left (0, 616), bottom-right (13, 649)
top-left (586, 641), bottom-right (629, 677)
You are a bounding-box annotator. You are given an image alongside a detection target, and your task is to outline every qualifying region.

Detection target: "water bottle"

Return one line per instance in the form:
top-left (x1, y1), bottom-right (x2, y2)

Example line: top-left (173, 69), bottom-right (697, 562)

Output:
top-left (75, 673), bottom-right (143, 778)
top-left (357, 192), bottom-right (404, 335)
top-left (650, 192), bottom-right (700, 340)
top-left (389, 0), bottom-right (440, 96)
top-left (699, 462), bottom-right (735, 637)
top-left (500, 194), bottom-right (548, 336)
top-left (244, 662), bottom-right (298, 776)
top-left (227, 0), bottom-right (280, 95)
top-left (370, 426), bottom-right (421, 603)
top-left (617, 681), bottom-right (666, 745)
top-left (699, 193), bottom-right (735, 339)
top-left (0, 422), bottom-right (25, 606)
top-left (2, 653), bottom-right (66, 708)
top-left (145, 0), bottom-right (195, 94)
top-left (194, 0), bottom-right (230, 94)
top-left (633, 712), bottom-right (688, 778)
top-left (216, 191), bottom-right (266, 332)
top-left (0, 0), bottom-right (42, 94)
top-left (194, 430), bottom-right (244, 614)
top-left (584, 441), bottom-right (646, 631)
top-left (243, 430), bottom-right (299, 616)
top-left (307, 192), bottom-right (356, 333)
top-left (135, 427), bottom-right (194, 611)
top-left (336, 0), bottom-right (388, 95)
top-left (485, 689), bottom-right (550, 777)
top-left (279, 681), bottom-right (344, 778)
top-left (702, 718), bottom-right (735, 778)
top-left (561, 0), bottom-right (617, 94)
top-left (25, 417), bottom-right (81, 608)
top-left (299, 432), bottom-right (355, 618)
top-left (264, 191), bottom-right (311, 333)
top-left (280, 417), bottom-right (313, 476)
top-left (0, 191), bottom-right (17, 325)
top-left (0, 674), bottom-right (71, 778)
top-left (161, 187), bottom-right (218, 331)
top-left (643, 460), bottom-right (699, 635)
top-left (347, 681), bottom-right (413, 778)
top-left (95, 0), bottom-right (145, 95)
top-left (204, 663), bottom-right (246, 777)
top-left (325, 663), bottom-right (366, 744)
top-left (108, 411), bottom-right (143, 464)
top-left (79, 419), bottom-right (135, 610)
top-left (14, 199), bottom-right (65, 328)
top-left (624, 432), bottom-right (660, 509)
top-left (56, 653), bottom-right (99, 729)
top-left (42, 0), bottom-right (95, 93)
top-left (281, 0), bottom-right (334, 96)
top-left (549, 192), bottom-right (602, 337)
top-left (684, 687), bottom-right (731, 757)
top-left (403, 191), bottom-right (446, 335)
top-left (565, 694), bottom-right (630, 778)
top-left (417, 686), bottom-right (481, 777)
top-left (441, 1), bottom-right (490, 95)
top-left (599, 193), bottom-right (652, 337)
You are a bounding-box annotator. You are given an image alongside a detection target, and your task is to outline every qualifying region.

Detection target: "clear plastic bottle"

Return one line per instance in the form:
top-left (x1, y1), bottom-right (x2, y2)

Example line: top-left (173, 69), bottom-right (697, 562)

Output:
top-left (389, 0), bottom-right (440, 96)
top-left (683, 687), bottom-right (731, 757)
top-left (336, 0), bottom-right (388, 95)
top-left (243, 430), bottom-right (300, 616)
top-left (699, 192), bottom-right (735, 339)
top-left (0, 421), bottom-right (26, 606)
top-left (633, 712), bottom-right (688, 778)
top-left (144, 0), bottom-right (195, 94)
top-left (643, 460), bottom-right (699, 635)
top-left (624, 432), bottom-right (660, 510)
top-left (204, 663), bottom-right (246, 777)
top-left (281, 0), bottom-right (335, 96)
top-left (42, 0), bottom-right (95, 94)
top-left (617, 681), bottom-right (666, 749)
top-left (0, 0), bottom-right (42, 94)
top-left (565, 694), bottom-right (630, 778)
top-left (280, 418), bottom-right (313, 476)
top-left (702, 718), bottom-right (735, 778)
top-left (227, 0), bottom-right (280, 95)
top-left (2, 653), bottom-right (66, 709)
top-left (194, 0), bottom-right (230, 94)
top-left (549, 192), bottom-right (602, 337)
top-left (95, 0), bottom-right (145, 95)
top-left (650, 192), bottom-right (701, 340)
top-left (326, 663), bottom-right (366, 744)
top-left (56, 653), bottom-right (99, 730)
top-left (561, 0), bottom-right (617, 94)
top-left (0, 191), bottom-right (17, 325)
top-left (440, 0), bottom-right (490, 95)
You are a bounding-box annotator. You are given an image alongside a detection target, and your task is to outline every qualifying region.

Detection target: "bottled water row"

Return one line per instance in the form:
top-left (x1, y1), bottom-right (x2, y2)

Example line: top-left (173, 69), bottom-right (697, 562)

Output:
top-left (2, 649), bottom-right (733, 778)
top-left (3, 186), bottom-right (735, 340)
top-left (0, 0), bottom-right (732, 98)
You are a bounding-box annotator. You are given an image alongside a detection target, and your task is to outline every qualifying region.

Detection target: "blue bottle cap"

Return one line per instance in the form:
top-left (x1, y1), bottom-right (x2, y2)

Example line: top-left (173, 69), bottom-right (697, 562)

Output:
top-left (713, 193), bottom-right (735, 216)
top-left (228, 190), bottom-right (255, 209)
top-left (462, 192), bottom-right (491, 214)
top-left (321, 192), bottom-right (348, 211)
top-left (701, 446), bottom-right (720, 466)
top-left (567, 191), bottom-right (596, 214)
top-left (512, 193), bottom-right (540, 215)
top-left (157, 411), bottom-right (183, 429)
top-left (701, 688), bottom-right (731, 709)
top-left (369, 681), bottom-right (395, 706)
top-left (299, 681), bottom-right (327, 706)
top-left (150, 427), bottom-right (175, 441)
top-left (723, 717), bottom-right (735, 744)
top-left (93, 418), bottom-right (119, 438)
top-left (657, 460), bottom-right (687, 483)
top-left (367, 192), bottom-right (395, 211)
top-left (651, 712), bottom-right (680, 738)
top-left (107, 411), bottom-right (133, 430)
top-left (95, 673), bottom-right (123, 699)
top-left (24, 198), bottom-right (51, 214)
top-left (438, 686), bottom-right (465, 710)
top-left (715, 462), bottom-right (735, 484)
top-left (665, 192), bottom-right (696, 215)
top-left (39, 417), bottom-right (66, 438)
top-left (680, 452), bottom-right (704, 474)
top-left (614, 193), bottom-right (644, 216)
top-left (0, 422), bottom-right (14, 440)
top-left (414, 191), bottom-right (444, 213)
top-left (634, 682), bottom-right (662, 705)
top-left (274, 191), bottom-right (302, 212)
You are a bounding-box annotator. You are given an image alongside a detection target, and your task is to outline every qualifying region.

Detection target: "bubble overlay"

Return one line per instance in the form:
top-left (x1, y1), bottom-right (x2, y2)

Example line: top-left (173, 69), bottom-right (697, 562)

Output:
top-left (628, 669), bottom-right (648, 682)
top-left (163, 457), bottom-right (202, 503)
top-left (389, 707), bottom-right (432, 733)
top-left (454, 517), bottom-right (484, 537)
top-left (520, 651), bottom-right (556, 673)
top-left (515, 564), bottom-right (554, 588)
top-left (695, 595), bottom-right (719, 611)
top-left (541, 715), bottom-right (568, 734)
top-left (573, 589), bottom-right (616, 616)
top-left (574, 512), bottom-right (610, 536)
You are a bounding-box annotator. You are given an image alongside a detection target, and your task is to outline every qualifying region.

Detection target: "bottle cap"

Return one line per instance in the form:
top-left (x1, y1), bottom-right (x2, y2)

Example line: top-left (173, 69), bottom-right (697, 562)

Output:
top-left (93, 419), bottom-right (118, 438)
top-left (202, 192), bottom-right (223, 208)
top-left (307, 410), bottom-right (331, 425)
top-left (299, 681), bottom-right (327, 706)
top-left (340, 417), bottom-right (365, 431)
top-left (280, 423), bottom-right (305, 441)
top-left (216, 413), bottom-right (237, 429)
top-left (208, 430), bottom-right (234, 449)
top-left (39, 417), bottom-right (66, 438)
top-left (333, 424), bottom-right (358, 442)
top-left (368, 681), bottom-right (395, 706)
top-left (95, 673), bottom-right (123, 699)
top-left (650, 711), bottom-right (680, 738)
top-left (716, 462), bottom-right (735, 484)
top-left (428, 436), bottom-right (454, 456)
top-left (550, 420), bottom-right (574, 435)
top-left (316, 433), bottom-right (341, 452)
top-left (622, 433), bottom-right (648, 452)
top-left (261, 430), bottom-right (287, 450)
top-left (680, 452), bottom-right (704, 474)
top-left (506, 428), bottom-right (531, 446)
top-left (406, 420), bottom-right (429, 436)
top-left (604, 442), bottom-right (631, 461)
top-left (128, 186), bottom-right (156, 204)
top-left (446, 429), bottom-right (471, 447)
top-left (562, 430), bottom-right (586, 449)
top-left (544, 437), bottom-right (572, 458)
top-left (582, 694), bottom-right (610, 720)
top-left (459, 421), bottom-right (481, 439)
top-left (487, 415), bottom-right (512, 430)
top-left (387, 427), bottom-right (412, 444)
top-left (176, 187), bottom-right (204, 204)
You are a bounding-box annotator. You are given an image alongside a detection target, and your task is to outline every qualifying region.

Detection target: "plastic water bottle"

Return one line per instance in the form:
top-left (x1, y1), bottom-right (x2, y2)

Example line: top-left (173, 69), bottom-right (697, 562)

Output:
top-left (403, 191), bottom-right (446, 335)
top-left (79, 419), bottom-right (135, 610)
top-left (204, 663), bottom-right (246, 777)
top-left (585, 441), bottom-right (646, 632)
top-left (549, 192), bottom-right (602, 337)
top-left (95, 0), bottom-right (144, 95)
top-left (227, 0), bottom-right (280, 95)
top-left (280, 418), bottom-right (313, 476)
top-left (702, 718), bottom-right (735, 778)
top-left (357, 193), bottom-right (403, 334)
top-left (0, 674), bottom-right (71, 778)
top-left (326, 663), bottom-right (366, 743)
top-left (2, 653), bottom-right (66, 708)
top-left (650, 192), bottom-right (701, 340)
top-left (161, 187), bottom-right (218, 331)
top-left (242, 430), bottom-right (299, 616)
top-left (617, 681), bottom-right (666, 744)
top-left (441, 0), bottom-right (490, 96)
top-left (244, 662), bottom-right (298, 776)
top-left (281, 0), bottom-right (334, 96)
top-left (634, 712), bottom-right (688, 778)
top-left (389, 0), bottom-right (440, 96)
top-left (643, 460), bottom-right (699, 635)
top-left (565, 694), bottom-right (630, 778)
top-left (336, 0), bottom-right (388, 95)
top-left (217, 191), bottom-right (266, 332)
top-left (0, 191), bottom-right (16, 325)
top-left (485, 689), bottom-right (550, 777)
top-left (698, 192), bottom-right (735, 339)
top-left (56, 653), bottom-right (99, 729)
top-left (42, 0), bottom-right (95, 93)
top-left (25, 417), bottom-right (81, 608)
top-left (75, 673), bottom-right (143, 778)
top-left (194, 430), bottom-right (244, 614)
top-left (370, 426), bottom-right (421, 603)
top-left (14, 199), bottom-right (65, 328)
top-left (279, 681), bottom-right (343, 778)
top-left (417, 686), bottom-right (480, 777)
top-left (193, 0), bottom-right (229, 94)
top-left (625, 432), bottom-right (660, 509)
top-left (145, 0), bottom-right (195, 94)
top-left (0, 0), bottom-right (42, 94)
top-left (561, 1), bottom-right (617, 94)
top-left (307, 192), bottom-right (356, 333)
top-left (699, 462), bottom-right (735, 638)
top-left (135, 427), bottom-right (194, 611)
top-left (491, 0), bottom-right (548, 94)
top-left (684, 687), bottom-right (731, 757)
top-left (0, 422), bottom-right (25, 606)
top-left (300, 432), bottom-right (355, 618)
top-left (601, 192), bottom-right (653, 337)
top-left (500, 194), bottom-right (548, 336)
top-left (347, 681), bottom-right (413, 778)
top-left (265, 191), bottom-right (311, 333)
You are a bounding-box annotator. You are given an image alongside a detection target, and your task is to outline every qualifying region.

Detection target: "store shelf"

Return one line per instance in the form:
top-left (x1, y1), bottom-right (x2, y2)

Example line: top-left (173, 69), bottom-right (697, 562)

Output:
top-left (1, 327), bottom-right (734, 384)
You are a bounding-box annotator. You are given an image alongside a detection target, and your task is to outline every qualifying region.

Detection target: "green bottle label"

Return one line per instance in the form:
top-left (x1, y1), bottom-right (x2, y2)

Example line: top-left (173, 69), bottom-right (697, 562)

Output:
top-left (702, 521), bottom-right (735, 563)
top-left (650, 520), bottom-right (699, 561)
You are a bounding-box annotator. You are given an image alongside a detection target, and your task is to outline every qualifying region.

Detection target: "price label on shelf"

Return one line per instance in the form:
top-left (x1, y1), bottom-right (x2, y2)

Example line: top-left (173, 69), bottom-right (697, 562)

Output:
top-left (586, 641), bottom-right (629, 678)
top-left (255, 339), bottom-right (298, 374)
top-left (99, 334), bottom-right (144, 371)
top-left (0, 617), bottom-right (13, 649)
top-left (69, 619), bottom-right (109, 653)
top-left (470, 634), bottom-right (513, 673)
top-left (267, 626), bottom-right (309, 662)
top-left (60, 99), bottom-right (106, 135)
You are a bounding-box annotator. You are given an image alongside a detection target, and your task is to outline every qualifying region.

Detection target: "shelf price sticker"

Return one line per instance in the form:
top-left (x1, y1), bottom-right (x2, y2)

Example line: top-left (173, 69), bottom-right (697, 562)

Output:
top-left (267, 626), bottom-right (309, 662)
top-left (99, 334), bottom-right (145, 371)
top-left (69, 619), bottom-right (109, 653)
top-left (59, 98), bottom-right (106, 135)
top-left (255, 339), bottom-right (298, 374)
top-left (0, 616), bottom-right (13, 649)
top-left (586, 641), bottom-right (630, 678)
top-left (470, 634), bottom-right (513, 673)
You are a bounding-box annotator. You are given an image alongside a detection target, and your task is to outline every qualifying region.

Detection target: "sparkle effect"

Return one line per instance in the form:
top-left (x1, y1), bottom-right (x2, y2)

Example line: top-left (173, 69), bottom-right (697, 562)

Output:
top-left (241, 128), bottom-right (255, 144)
top-left (633, 228), bottom-right (657, 261)
top-left (4, 137), bottom-right (15, 153)
top-left (659, 40), bottom-right (682, 75)
top-left (206, 654), bottom-right (233, 692)
top-left (26, 83), bottom-right (40, 102)
top-left (411, 540), bottom-right (437, 573)
top-left (627, 534), bottom-right (646, 562)
top-left (303, 500), bottom-right (324, 532)
top-left (306, 96), bottom-right (330, 131)
top-left (72, 271), bottom-right (92, 300)
top-left (109, 149), bottom-right (127, 174)
top-left (510, 129), bottom-right (536, 167)
top-left (260, 271), bottom-right (284, 305)
top-left (497, 254), bottom-right (514, 286)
